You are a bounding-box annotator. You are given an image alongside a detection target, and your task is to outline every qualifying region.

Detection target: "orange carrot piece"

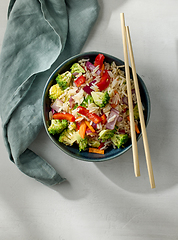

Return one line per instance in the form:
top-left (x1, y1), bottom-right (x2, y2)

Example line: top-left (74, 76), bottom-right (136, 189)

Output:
top-left (110, 103), bottom-right (117, 108)
top-left (79, 120), bottom-right (87, 139)
top-left (89, 148), bottom-right (104, 154)
top-left (85, 120), bottom-right (95, 133)
top-left (135, 123), bottom-right (140, 134)
top-left (101, 64), bottom-right (105, 71)
top-left (101, 113), bottom-right (107, 124)
top-left (100, 64), bottom-right (105, 76)
top-left (127, 116), bottom-right (140, 134)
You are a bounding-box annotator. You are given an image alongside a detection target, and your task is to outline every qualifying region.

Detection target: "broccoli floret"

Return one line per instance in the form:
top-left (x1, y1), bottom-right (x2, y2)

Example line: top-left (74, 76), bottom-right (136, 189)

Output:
top-left (91, 91), bottom-right (110, 108)
top-left (58, 128), bottom-right (88, 151)
top-left (133, 104), bottom-right (139, 120)
top-left (88, 139), bottom-right (100, 148)
top-left (56, 71), bottom-right (72, 90)
top-left (70, 63), bottom-right (85, 74)
top-left (98, 128), bottom-right (117, 142)
top-left (126, 104), bottom-right (139, 120)
top-left (111, 134), bottom-right (129, 148)
top-left (48, 119), bottom-right (68, 135)
top-left (80, 95), bottom-right (94, 108)
top-left (49, 84), bottom-right (63, 100)
top-left (58, 129), bottom-right (79, 146)
top-left (79, 137), bottom-right (88, 152)
top-left (68, 122), bottom-right (77, 131)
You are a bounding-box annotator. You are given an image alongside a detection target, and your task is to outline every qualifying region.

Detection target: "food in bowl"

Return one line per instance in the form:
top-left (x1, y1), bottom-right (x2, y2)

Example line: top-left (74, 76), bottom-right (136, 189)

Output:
top-left (46, 53), bottom-right (141, 154)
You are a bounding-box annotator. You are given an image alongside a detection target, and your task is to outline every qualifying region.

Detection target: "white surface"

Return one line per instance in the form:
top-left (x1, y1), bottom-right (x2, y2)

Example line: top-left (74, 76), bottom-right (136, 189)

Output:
top-left (0, 0), bottom-right (178, 239)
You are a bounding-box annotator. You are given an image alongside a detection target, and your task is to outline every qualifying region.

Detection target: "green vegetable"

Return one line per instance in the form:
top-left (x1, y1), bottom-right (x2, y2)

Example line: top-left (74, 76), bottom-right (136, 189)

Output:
top-left (68, 122), bottom-right (77, 131)
top-left (78, 137), bottom-right (88, 152)
top-left (71, 63), bottom-right (85, 74)
top-left (126, 104), bottom-right (139, 120)
top-left (58, 128), bottom-right (88, 151)
top-left (80, 95), bottom-right (94, 108)
top-left (49, 84), bottom-right (63, 100)
top-left (48, 119), bottom-right (68, 135)
top-left (98, 127), bottom-right (117, 142)
top-left (75, 131), bottom-right (88, 152)
top-left (88, 139), bottom-right (100, 148)
top-left (56, 71), bottom-right (72, 90)
top-left (91, 91), bottom-right (110, 108)
top-left (73, 103), bottom-right (78, 109)
top-left (133, 104), bottom-right (139, 120)
top-left (111, 134), bottom-right (129, 148)
top-left (58, 129), bottom-right (79, 146)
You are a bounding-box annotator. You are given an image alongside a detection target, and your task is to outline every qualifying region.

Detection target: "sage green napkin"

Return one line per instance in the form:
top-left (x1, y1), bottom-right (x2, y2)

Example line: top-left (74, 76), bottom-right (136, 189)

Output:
top-left (0, 0), bottom-right (99, 186)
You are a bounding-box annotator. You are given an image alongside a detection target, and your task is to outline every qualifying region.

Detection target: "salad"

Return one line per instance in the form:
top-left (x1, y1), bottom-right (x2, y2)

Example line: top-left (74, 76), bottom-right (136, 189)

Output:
top-left (47, 53), bottom-right (140, 154)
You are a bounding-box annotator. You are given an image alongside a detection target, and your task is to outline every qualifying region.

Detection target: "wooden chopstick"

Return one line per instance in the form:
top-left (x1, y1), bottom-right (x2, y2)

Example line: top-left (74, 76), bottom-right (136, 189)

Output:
top-left (120, 13), bottom-right (140, 177)
top-left (125, 26), bottom-right (155, 188)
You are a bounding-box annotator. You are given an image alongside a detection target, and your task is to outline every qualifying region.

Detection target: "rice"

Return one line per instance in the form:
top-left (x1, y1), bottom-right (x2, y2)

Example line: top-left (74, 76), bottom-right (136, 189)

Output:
top-left (72, 89), bottom-right (84, 105)
top-left (62, 102), bottom-right (70, 112)
top-left (71, 108), bottom-right (79, 118)
top-left (112, 92), bottom-right (120, 104)
top-left (49, 111), bottom-right (53, 120)
top-left (93, 65), bottom-right (100, 73)
top-left (68, 86), bottom-right (78, 95)
top-left (103, 104), bottom-right (112, 113)
top-left (87, 103), bottom-right (100, 114)
top-left (97, 122), bottom-right (102, 130)
top-left (72, 59), bottom-right (138, 138)
top-left (48, 54), bottom-right (140, 152)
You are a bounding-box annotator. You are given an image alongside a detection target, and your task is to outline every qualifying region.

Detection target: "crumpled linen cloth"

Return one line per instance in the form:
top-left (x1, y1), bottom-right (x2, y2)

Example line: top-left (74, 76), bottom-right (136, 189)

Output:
top-left (0, 0), bottom-right (99, 186)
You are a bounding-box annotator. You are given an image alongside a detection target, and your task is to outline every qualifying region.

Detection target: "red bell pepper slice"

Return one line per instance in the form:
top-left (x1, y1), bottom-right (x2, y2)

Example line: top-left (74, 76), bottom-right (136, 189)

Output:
top-left (77, 106), bottom-right (89, 116)
top-left (76, 121), bottom-right (81, 130)
top-left (74, 75), bottom-right (86, 87)
top-left (94, 54), bottom-right (105, 69)
top-left (122, 108), bottom-right (127, 113)
top-left (96, 70), bottom-right (110, 91)
top-left (98, 142), bottom-right (104, 150)
top-left (77, 106), bottom-right (102, 124)
top-left (87, 112), bottom-right (102, 124)
top-left (53, 113), bottom-right (75, 122)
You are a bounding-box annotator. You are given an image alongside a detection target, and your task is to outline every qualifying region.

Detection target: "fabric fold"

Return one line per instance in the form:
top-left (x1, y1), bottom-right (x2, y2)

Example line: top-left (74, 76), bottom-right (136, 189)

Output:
top-left (0, 0), bottom-right (99, 186)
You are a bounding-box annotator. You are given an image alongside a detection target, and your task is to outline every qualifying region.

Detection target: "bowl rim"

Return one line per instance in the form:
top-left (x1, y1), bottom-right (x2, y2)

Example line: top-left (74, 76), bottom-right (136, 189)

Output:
top-left (42, 51), bottom-right (151, 162)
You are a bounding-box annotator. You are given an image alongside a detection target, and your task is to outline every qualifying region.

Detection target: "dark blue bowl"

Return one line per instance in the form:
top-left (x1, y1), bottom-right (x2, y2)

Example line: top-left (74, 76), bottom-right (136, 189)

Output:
top-left (42, 52), bottom-right (151, 162)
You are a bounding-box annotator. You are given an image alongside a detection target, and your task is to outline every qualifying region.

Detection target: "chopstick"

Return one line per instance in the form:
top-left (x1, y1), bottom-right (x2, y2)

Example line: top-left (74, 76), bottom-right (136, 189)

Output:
top-left (125, 25), bottom-right (155, 189)
top-left (120, 13), bottom-right (155, 188)
top-left (120, 13), bottom-right (140, 177)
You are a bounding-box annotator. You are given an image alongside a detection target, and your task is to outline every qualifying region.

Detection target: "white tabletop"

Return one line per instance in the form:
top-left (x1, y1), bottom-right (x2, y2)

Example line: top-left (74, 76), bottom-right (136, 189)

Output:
top-left (1, 0), bottom-right (178, 239)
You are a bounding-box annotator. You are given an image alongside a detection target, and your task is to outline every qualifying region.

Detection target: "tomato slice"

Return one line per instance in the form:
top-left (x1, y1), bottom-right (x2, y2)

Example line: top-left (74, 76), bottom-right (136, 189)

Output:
top-left (94, 54), bottom-right (105, 68)
top-left (96, 70), bottom-right (110, 91)
top-left (74, 75), bottom-right (86, 87)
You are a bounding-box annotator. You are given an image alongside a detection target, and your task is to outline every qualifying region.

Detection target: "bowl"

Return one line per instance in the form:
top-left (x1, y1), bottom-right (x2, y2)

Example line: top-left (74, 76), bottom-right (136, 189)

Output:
top-left (42, 51), bottom-right (151, 162)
